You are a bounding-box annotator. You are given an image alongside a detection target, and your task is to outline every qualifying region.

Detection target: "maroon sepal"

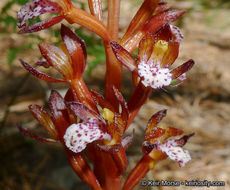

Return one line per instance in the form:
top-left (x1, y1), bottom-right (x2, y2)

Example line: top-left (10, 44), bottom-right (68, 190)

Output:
top-left (145, 109), bottom-right (167, 141)
top-left (18, 16), bottom-right (65, 34)
top-left (20, 59), bottom-right (65, 83)
top-left (17, 124), bottom-right (57, 143)
top-left (48, 90), bottom-right (70, 139)
top-left (61, 24), bottom-right (87, 78)
top-left (68, 102), bottom-right (103, 123)
top-left (110, 42), bottom-right (137, 72)
top-left (89, 89), bottom-right (115, 112)
top-left (171, 59), bottom-right (195, 79)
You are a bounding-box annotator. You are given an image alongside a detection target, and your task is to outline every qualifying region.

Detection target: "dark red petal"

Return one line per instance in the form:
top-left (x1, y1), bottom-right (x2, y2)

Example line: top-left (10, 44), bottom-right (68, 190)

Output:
top-left (48, 90), bottom-right (70, 139)
top-left (20, 59), bottom-right (65, 83)
top-left (154, 24), bottom-right (172, 42)
top-left (142, 10), bottom-right (185, 33)
top-left (17, 124), bottom-right (57, 143)
top-left (161, 41), bottom-right (180, 67)
top-left (145, 109), bottom-right (167, 140)
top-left (61, 24), bottom-right (87, 78)
top-left (64, 88), bottom-right (76, 102)
top-left (89, 90), bottom-right (115, 112)
top-left (39, 43), bottom-right (72, 79)
top-left (175, 133), bottom-right (195, 147)
top-left (123, 10), bottom-right (185, 52)
top-left (142, 141), bottom-right (157, 154)
top-left (110, 42), bottom-right (137, 72)
top-left (112, 86), bottom-right (129, 129)
top-left (68, 102), bottom-right (103, 123)
top-left (138, 33), bottom-right (155, 63)
top-left (171, 59), bottom-right (195, 79)
top-left (18, 16), bottom-right (65, 34)
top-left (29, 104), bottom-right (59, 140)
top-left (35, 61), bottom-right (50, 68)
top-left (121, 0), bottom-right (160, 44)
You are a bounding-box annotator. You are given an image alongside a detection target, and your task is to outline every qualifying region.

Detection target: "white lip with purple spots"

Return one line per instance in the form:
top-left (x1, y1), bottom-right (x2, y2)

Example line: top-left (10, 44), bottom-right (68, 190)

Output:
top-left (138, 62), bottom-right (172, 89)
top-left (156, 139), bottom-right (191, 167)
top-left (64, 119), bottom-right (111, 153)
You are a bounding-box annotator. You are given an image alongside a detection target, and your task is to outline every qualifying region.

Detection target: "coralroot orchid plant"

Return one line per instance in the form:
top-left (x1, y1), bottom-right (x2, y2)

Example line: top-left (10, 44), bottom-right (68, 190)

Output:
top-left (17, 0), bottom-right (195, 189)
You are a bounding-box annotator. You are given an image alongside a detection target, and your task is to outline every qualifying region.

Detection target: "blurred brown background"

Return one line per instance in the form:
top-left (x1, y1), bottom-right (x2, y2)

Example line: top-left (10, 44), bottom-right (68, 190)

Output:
top-left (0, 0), bottom-right (230, 189)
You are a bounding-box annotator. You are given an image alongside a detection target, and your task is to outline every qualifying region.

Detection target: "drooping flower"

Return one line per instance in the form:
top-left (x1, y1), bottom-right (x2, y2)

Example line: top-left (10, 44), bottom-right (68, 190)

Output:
top-left (123, 110), bottom-right (194, 190)
top-left (63, 103), bottom-right (112, 153)
top-left (17, 0), bottom-right (110, 40)
top-left (63, 86), bottom-right (132, 155)
top-left (17, 0), bottom-right (72, 33)
top-left (142, 109), bottom-right (193, 167)
top-left (111, 24), bottom-right (194, 89)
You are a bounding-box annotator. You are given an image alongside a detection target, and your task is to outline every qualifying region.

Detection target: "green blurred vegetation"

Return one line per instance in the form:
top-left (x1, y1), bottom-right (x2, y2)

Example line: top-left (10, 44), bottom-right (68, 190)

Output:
top-left (192, 0), bottom-right (230, 9)
top-left (0, 0), bottom-right (105, 76)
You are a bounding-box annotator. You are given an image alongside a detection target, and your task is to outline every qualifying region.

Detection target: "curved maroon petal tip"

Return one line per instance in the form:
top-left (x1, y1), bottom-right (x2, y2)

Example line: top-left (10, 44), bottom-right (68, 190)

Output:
top-left (18, 16), bottom-right (65, 34)
top-left (20, 59), bottom-right (65, 83)
top-left (68, 101), bottom-right (103, 123)
top-left (176, 132), bottom-right (195, 147)
top-left (60, 24), bottom-right (87, 59)
top-left (35, 61), bottom-right (50, 68)
top-left (110, 42), bottom-right (137, 72)
top-left (171, 59), bottom-right (195, 79)
top-left (97, 143), bottom-right (121, 153)
top-left (142, 141), bottom-right (157, 154)
top-left (17, 124), bottom-right (57, 143)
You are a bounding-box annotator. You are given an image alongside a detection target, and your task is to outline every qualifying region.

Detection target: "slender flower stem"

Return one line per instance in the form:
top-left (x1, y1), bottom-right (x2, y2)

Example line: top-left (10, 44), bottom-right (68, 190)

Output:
top-left (66, 7), bottom-right (111, 41)
top-left (104, 42), bottom-right (122, 112)
top-left (70, 78), bottom-right (98, 112)
top-left (123, 155), bottom-right (154, 190)
top-left (107, 0), bottom-right (120, 41)
top-left (104, 0), bottom-right (122, 111)
top-left (66, 150), bottom-right (103, 190)
top-left (95, 151), bottom-right (122, 190)
top-left (127, 83), bottom-right (152, 126)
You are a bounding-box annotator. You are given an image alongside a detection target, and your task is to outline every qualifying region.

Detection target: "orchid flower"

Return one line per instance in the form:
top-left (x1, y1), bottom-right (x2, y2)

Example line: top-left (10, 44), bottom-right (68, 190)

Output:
top-left (111, 24), bottom-right (194, 89)
top-left (123, 109), bottom-right (194, 190)
top-left (17, 0), bottom-right (110, 41)
top-left (20, 24), bottom-right (98, 110)
top-left (17, 0), bottom-right (72, 33)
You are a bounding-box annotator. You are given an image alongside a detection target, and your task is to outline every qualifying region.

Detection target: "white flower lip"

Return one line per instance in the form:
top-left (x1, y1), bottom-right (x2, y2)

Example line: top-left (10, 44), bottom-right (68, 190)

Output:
top-left (64, 120), bottom-right (111, 153)
top-left (157, 139), bottom-right (191, 167)
top-left (138, 62), bottom-right (172, 89)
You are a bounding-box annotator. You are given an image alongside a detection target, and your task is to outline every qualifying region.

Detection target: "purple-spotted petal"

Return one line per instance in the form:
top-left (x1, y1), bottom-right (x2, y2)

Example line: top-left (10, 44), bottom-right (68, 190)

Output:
top-left (64, 122), bottom-right (111, 153)
top-left (138, 62), bottom-right (172, 89)
top-left (19, 16), bottom-right (65, 34)
top-left (170, 25), bottom-right (184, 43)
top-left (157, 140), bottom-right (191, 167)
top-left (17, 0), bottom-right (60, 28)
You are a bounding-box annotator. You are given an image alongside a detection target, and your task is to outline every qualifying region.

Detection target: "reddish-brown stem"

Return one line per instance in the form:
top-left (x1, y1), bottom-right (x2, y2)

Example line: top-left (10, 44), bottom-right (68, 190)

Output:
top-left (66, 6), bottom-right (111, 41)
top-left (123, 155), bottom-right (154, 190)
top-left (66, 150), bottom-right (103, 190)
top-left (104, 42), bottom-right (122, 112)
top-left (96, 152), bottom-right (122, 190)
top-left (107, 0), bottom-right (120, 41)
top-left (104, 0), bottom-right (122, 111)
top-left (127, 82), bottom-right (152, 126)
top-left (70, 78), bottom-right (98, 112)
